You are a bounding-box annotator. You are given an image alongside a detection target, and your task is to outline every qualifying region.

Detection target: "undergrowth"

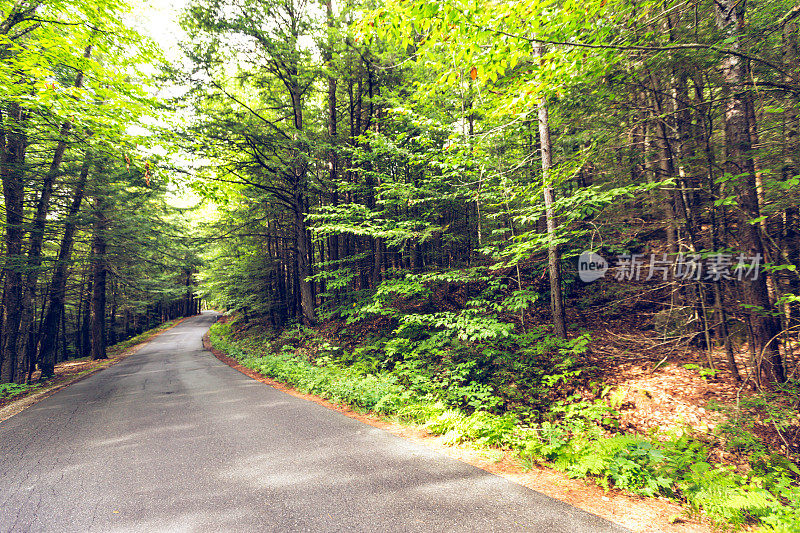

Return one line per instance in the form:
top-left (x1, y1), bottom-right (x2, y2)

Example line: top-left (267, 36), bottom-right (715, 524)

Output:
top-left (0, 382), bottom-right (37, 400)
top-left (210, 321), bottom-right (800, 532)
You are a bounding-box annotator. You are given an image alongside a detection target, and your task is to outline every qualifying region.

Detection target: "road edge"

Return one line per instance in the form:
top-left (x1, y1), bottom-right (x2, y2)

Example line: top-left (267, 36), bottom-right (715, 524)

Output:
top-left (0, 317), bottom-right (190, 423)
top-left (202, 330), bottom-right (708, 533)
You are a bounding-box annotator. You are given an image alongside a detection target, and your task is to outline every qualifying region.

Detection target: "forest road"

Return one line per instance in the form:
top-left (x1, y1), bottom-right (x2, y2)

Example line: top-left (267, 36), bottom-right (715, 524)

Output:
top-left (0, 311), bottom-right (630, 533)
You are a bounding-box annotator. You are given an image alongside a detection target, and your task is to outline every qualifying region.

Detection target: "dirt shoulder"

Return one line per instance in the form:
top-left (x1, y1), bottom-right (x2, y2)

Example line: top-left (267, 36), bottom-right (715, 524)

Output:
top-left (0, 318), bottom-right (187, 423)
top-left (203, 331), bottom-right (711, 533)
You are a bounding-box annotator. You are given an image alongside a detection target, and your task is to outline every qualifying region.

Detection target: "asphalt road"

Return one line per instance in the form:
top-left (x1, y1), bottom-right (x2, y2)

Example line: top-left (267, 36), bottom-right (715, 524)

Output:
top-left (0, 311), bottom-right (630, 532)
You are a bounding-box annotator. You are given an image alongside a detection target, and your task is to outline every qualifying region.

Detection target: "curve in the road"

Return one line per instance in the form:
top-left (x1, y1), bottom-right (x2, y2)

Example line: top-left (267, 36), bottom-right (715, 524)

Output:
top-left (0, 311), bottom-right (631, 532)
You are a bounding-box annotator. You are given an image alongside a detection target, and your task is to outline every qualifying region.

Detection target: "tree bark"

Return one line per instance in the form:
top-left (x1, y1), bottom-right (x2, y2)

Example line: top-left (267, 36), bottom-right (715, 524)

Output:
top-left (647, 82), bottom-right (679, 253)
top-left (90, 198), bottom-right (108, 360)
top-left (283, 2), bottom-right (316, 326)
top-left (715, 0), bottom-right (785, 383)
top-left (37, 155), bottom-right (90, 377)
top-left (534, 43), bottom-right (567, 339)
top-left (1, 102), bottom-right (27, 383)
top-left (295, 193), bottom-right (316, 326)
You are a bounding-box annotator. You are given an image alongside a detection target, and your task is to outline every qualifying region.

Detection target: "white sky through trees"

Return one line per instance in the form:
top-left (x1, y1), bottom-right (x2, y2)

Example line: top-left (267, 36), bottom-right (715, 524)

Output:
top-left (128, 0), bottom-right (203, 209)
top-left (132, 0), bottom-right (188, 60)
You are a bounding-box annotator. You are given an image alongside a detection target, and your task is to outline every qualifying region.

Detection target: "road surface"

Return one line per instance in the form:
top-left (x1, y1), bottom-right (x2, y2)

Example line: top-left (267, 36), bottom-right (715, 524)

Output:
top-left (0, 311), bottom-right (629, 532)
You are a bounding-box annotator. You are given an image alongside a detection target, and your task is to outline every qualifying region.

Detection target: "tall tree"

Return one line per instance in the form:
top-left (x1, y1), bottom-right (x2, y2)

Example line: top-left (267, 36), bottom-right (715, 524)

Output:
top-left (715, 0), bottom-right (785, 383)
top-left (183, 0), bottom-right (319, 324)
top-left (534, 43), bottom-right (567, 339)
top-left (37, 155), bottom-right (91, 376)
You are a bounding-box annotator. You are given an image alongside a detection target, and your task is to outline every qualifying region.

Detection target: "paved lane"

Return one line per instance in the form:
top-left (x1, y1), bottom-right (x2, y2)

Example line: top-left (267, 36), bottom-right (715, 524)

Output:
top-left (0, 311), bottom-right (629, 532)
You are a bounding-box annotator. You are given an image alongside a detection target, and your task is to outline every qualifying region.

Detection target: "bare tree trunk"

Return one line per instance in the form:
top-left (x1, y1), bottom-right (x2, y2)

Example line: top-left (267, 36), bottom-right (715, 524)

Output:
top-left (648, 83), bottom-right (679, 253)
top-left (324, 0), bottom-right (340, 300)
top-left (183, 269), bottom-right (194, 317)
top-left (295, 193), bottom-right (316, 326)
top-left (672, 74), bottom-right (703, 247)
top-left (281, 10), bottom-right (316, 326)
top-left (90, 198), bottom-right (108, 360)
top-left (534, 43), bottom-right (567, 339)
top-left (715, 0), bottom-right (785, 383)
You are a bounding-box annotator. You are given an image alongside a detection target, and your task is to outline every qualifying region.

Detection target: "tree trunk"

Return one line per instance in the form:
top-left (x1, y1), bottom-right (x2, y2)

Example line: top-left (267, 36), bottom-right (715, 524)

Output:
top-left (782, 19), bottom-right (800, 324)
top-left (90, 198), bottom-right (108, 360)
top-left (183, 269), bottom-right (193, 317)
top-left (534, 43), bottom-right (567, 339)
top-left (715, 0), bottom-right (785, 384)
top-left (16, 45), bottom-right (92, 379)
top-left (648, 83), bottom-right (679, 253)
top-left (1, 102), bottom-right (27, 383)
top-left (324, 0), bottom-right (340, 285)
top-left (295, 196), bottom-right (316, 326)
top-left (38, 155), bottom-right (90, 377)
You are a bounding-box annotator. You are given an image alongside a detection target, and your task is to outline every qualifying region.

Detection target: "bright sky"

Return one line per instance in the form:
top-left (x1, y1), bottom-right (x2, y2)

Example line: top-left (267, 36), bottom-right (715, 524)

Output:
top-left (127, 0), bottom-right (205, 210)
top-left (131, 0), bottom-right (188, 60)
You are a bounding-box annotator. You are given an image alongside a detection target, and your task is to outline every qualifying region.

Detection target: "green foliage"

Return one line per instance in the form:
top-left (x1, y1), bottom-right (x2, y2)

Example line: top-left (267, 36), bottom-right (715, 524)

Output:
top-left (565, 436), bottom-right (671, 496)
top-left (393, 402), bottom-right (447, 423)
top-left (426, 410), bottom-right (519, 447)
top-left (210, 323), bottom-right (406, 412)
top-left (711, 383), bottom-right (799, 461)
top-left (211, 321), bottom-right (800, 530)
top-left (680, 463), bottom-right (774, 527)
top-left (0, 382), bottom-right (35, 400)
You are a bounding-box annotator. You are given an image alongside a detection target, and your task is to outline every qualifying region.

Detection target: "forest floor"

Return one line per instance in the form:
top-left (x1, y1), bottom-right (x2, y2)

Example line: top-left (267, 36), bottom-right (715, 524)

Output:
top-left (0, 318), bottom-right (186, 423)
top-left (574, 279), bottom-right (799, 460)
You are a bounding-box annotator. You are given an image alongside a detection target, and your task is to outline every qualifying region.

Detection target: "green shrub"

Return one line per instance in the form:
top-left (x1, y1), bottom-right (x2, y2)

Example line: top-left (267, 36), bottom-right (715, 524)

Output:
top-left (681, 463), bottom-right (773, 527)
top-left (394, 401), bottom-right (446, 423)
top-left (565, 435), bottom-right (672, 496)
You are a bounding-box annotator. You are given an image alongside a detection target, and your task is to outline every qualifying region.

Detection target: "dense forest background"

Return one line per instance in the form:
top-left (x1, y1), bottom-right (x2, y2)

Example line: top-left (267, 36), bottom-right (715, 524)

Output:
top-left (179, 0), bottom-right (799, 389)
top-left (0, 0), bottom-right (200, 384)
top-left (2, 0), bottom-right (800, 527)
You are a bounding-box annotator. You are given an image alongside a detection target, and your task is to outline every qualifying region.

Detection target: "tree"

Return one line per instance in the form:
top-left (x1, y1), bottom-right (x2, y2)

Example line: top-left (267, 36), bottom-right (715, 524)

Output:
top-left (183, 0), bottom-right (319, 325)
top-left (1, 0), bottom-right (204, 383)
top-left (715, 0), bottom-right (785, 384)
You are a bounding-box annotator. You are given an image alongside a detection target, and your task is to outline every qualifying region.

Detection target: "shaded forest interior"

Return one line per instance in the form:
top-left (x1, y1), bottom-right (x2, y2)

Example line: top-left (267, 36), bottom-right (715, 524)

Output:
top-left (3, 0), bottom-right (800, 527)
top-left (0, 1), bottom-right (202, 384)
top-left (186, 0), bottom-right (800, 390)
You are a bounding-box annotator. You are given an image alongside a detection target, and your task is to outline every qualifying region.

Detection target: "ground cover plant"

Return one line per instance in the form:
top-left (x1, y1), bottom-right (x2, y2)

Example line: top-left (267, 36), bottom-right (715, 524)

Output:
top-left (210, 308), bottom-right (800, 532)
